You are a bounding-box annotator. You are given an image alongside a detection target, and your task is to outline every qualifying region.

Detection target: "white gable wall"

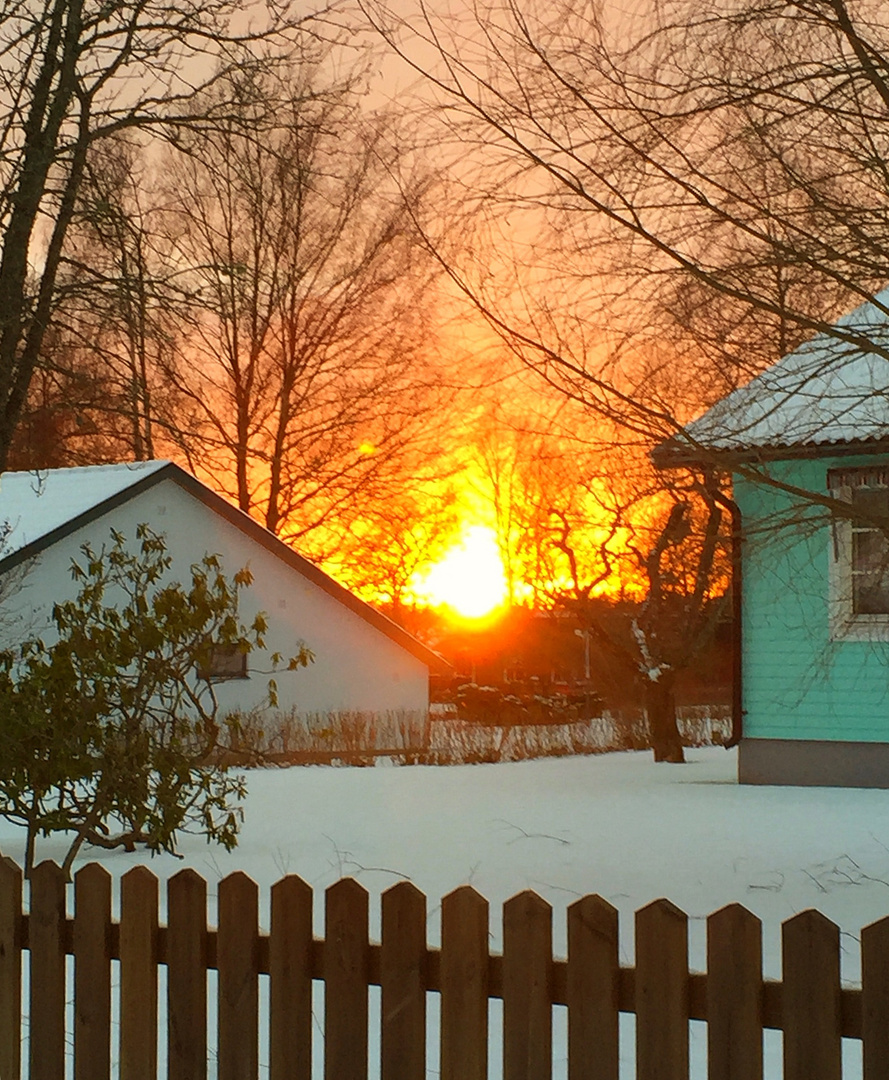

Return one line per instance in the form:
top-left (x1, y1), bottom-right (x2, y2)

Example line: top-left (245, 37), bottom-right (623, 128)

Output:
top-left (0, 476), bottom-right (429, 719)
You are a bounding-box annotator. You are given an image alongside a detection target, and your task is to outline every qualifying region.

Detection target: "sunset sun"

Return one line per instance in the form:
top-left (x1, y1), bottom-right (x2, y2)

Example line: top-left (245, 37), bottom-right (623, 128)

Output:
top-left (412, 525), bottom-right (508, 619)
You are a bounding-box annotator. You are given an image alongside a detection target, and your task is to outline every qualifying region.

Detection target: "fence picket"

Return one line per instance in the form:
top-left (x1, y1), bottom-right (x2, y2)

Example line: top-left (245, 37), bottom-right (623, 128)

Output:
top-left (73, 864), bottom-right (112, 1080)
top-left (324, 878), bottom-right (369, 1080)
top-left (167, 869), bottom-right (208, 1080)
top-left (635, 899), bottom-right (688, 1080)
top-left (2, 855), bottom-right (886, 1079)
top-left (503, 890), bottom-right (552, 1080)
top-left (862, 914), bottom-right (889, 1080)
top-left (0, 857), bottom-right (22, 1080)
top-left (119, 865), bottom-right (159, 1080)
top-left (218, 872), bottom-right (260, 1080)
top-left (381, 881), bottom-right (426, 1080)
top-left (29, 861), bottom-right (67, 1080)
top-left (707, 904), bottom-right (762, 1080)
top-left (566, 894), bottom-right (619, 1080)
top-left (783, 909), bottom-right (842, 1080)
top-left (268, 868), bottom-right (315, 1080)
top-left (441, 885), bottom-right (489, 1080)
top-left (270, 874), bottom-right (313, 1080)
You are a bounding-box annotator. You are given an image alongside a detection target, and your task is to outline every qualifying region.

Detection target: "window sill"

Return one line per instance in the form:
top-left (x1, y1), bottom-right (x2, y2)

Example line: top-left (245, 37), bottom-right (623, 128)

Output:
top-left (829, 615), bottom-right (889, 642)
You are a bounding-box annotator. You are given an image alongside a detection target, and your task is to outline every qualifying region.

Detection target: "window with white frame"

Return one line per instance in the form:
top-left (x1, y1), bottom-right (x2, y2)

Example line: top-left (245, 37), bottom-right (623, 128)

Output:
top-left (828, 466), bottom-right (889, 638)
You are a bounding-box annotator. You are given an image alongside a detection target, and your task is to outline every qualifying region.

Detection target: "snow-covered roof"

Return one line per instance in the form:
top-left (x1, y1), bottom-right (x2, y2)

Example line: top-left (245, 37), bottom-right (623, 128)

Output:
top-left (0, 459), bottom-right (168, 558)
top-left (667, 289), bottom-right (889, 460)
top-left (0, 460), bottom-right (447, 671)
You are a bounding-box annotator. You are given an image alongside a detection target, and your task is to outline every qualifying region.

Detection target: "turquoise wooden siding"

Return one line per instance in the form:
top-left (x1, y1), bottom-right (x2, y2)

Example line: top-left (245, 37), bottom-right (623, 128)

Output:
top-left (735, 454), bottom-right (889, 742)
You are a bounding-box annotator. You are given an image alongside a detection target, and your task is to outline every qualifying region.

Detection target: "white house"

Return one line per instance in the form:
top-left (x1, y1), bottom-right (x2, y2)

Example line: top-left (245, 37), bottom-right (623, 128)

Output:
top-left (0, 460), bottom-right (445, 722)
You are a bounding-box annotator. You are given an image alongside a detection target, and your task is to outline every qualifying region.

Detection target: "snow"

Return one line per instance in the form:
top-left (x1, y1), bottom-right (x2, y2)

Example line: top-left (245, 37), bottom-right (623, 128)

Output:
top-left (678, 288), bottom-right (889, 453)
top-left (1, 747), bottom-right (886, 1077)
top-left (0, 460), bottom-right (168, 558)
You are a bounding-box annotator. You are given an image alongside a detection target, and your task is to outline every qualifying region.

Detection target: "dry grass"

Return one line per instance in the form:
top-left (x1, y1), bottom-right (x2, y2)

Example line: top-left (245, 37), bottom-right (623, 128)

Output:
top-left (224, 706), bottom-right (731, 767)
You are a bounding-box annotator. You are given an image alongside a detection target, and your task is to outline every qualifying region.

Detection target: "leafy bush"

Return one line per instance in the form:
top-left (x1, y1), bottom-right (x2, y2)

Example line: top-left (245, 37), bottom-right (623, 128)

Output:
top-left (0, 525), bottom-right (310, 878)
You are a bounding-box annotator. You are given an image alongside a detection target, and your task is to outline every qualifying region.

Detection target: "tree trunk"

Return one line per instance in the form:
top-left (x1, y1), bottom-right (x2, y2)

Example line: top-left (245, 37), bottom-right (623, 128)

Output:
top-left (24, 823), bottom-right (36, 880)
top-left (644, 674), bottom-right (685, 763)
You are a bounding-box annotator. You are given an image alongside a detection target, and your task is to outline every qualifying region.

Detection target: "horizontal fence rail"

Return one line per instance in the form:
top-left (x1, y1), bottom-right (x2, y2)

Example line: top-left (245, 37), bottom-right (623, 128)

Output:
top-left (0, 855), bottom-right (885, 1079)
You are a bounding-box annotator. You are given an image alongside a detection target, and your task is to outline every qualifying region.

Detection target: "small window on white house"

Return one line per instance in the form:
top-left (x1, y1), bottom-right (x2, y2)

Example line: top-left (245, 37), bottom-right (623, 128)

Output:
top-left (828, 466), bottom-right (889, 638)
top-left (197, 643), bottom-right (248, 681)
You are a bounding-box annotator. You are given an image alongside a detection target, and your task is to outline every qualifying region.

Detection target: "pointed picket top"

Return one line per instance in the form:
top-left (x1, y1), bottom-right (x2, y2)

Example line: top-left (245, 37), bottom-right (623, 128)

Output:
top-left (30, 861), bottom-right (67, 928)
top-left (708, 901), bottom-right (762, 943)
top-left (121, 863), bottom-right (159, 891)
top-left (31, 859), bottom-right (67, 885)
top-left (568, 892), bottom-right (618, 926)
top-left (0, 853), bottom-right (22, 893)
top-left (325, 877), bottom-right (370, 964)
top-left (442, 883), bottom-right (487, 911)
top-left (381, 879), bottom-right (426, 940)
top-left (75, 861), bottom-right (112, 891)
top-left (783, 907), bottom-right (839, 937)
top-left (864, 912), bottom-right (889, 937)
top-left (219, 870), bottom-right (259, 917)
top-left (504, 888), bottom-right (552, 919)
top-left (219, 869), bottom-right (258, 893)
top-left (326, 876), bottom-right (369, 906)
top-left (271, 872), bottom-right (312, 903)
top-left (709, 900), bottom-right (759, 922)
top-left (637, 897), bottom-right (687, 922)
top-left (382, 879), bottom-right (425, 906)
top-left (169, 866), bottom-right (206, 890)
top-left (0, 853), bottom-right (21, 876)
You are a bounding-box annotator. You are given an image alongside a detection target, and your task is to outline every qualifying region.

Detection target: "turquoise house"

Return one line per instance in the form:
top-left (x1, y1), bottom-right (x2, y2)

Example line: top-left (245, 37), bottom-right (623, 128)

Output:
top-left (659, 291), bottom-right (889, 787)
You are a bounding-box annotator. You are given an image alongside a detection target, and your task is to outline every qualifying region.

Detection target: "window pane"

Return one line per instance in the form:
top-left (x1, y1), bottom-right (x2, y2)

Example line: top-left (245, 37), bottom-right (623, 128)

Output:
top-left (851, 487), bottom-right (889, 615)
top-left (854, 578), bottom-right (889, 615)
top-left (852, 487), bottom-right (889, 518)
top-left (853, 529), bottom-right (888, 572)
top-left (197, 643), bottom-right (247, 680)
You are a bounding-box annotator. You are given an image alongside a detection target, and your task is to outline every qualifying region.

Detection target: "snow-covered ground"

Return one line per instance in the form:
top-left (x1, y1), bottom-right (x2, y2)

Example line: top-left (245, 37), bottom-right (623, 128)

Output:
top-left (3, 746), bottom-right (886, 1077)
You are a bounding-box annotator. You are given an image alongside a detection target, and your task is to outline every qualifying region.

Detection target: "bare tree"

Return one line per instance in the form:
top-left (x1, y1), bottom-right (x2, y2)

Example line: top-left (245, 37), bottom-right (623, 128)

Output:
top-left (8, 136), bottom-right (189, 468)
top-left (468, 400), bottom-right (730, 760)
top-left (0, 0), bottom-right (322, 471)
top-left (154, 61), bottom-right (449, 554)
top-left (366, 0), bottom-right (889, 455)
top-left (325, 482), bottom-right (463, 626)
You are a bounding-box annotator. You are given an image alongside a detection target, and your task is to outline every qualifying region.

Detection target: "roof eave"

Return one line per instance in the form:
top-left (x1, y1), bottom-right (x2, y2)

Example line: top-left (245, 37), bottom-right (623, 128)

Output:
top-left (652, 435), bottom-right (889, 470)
top-left (0, 462), bottom-right (451, 674)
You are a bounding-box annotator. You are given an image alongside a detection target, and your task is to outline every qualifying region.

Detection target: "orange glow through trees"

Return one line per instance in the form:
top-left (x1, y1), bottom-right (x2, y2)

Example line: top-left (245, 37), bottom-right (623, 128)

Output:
top-left (411, 525), bottom-right (508, 619)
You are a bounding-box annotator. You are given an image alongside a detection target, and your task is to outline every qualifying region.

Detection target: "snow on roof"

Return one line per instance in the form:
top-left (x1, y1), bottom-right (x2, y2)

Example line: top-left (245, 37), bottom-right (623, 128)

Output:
top-left (0, 460), bottom-right (169, 559)
top-left (0, 459), bottom-right (449, 671)
top-left (675, 289), bottom-right (889, 455)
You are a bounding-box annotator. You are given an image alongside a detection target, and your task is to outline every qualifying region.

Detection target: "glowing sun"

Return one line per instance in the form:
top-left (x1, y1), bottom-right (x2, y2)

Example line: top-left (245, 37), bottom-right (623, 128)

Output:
top-left (413, 525), bottom-right (508, 618)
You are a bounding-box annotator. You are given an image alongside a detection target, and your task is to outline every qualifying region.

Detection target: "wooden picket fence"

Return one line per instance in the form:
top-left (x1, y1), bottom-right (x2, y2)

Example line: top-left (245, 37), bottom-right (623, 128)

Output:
top-left (1, 856), bottom-right (888, 1080)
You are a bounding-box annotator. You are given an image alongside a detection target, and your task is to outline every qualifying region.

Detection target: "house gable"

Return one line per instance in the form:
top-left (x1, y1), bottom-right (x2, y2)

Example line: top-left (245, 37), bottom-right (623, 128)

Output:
top-left (0, 461), bottom-right (446, 673)
top-left (0, 467), bottom-right (440, 720)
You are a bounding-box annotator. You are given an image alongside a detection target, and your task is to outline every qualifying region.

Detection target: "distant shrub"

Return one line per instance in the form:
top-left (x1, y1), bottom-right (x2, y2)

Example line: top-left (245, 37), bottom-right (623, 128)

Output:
top-left (229, 703), bottom-right (730, 769)
top-left (452, 682), bottom-right (604, 726)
